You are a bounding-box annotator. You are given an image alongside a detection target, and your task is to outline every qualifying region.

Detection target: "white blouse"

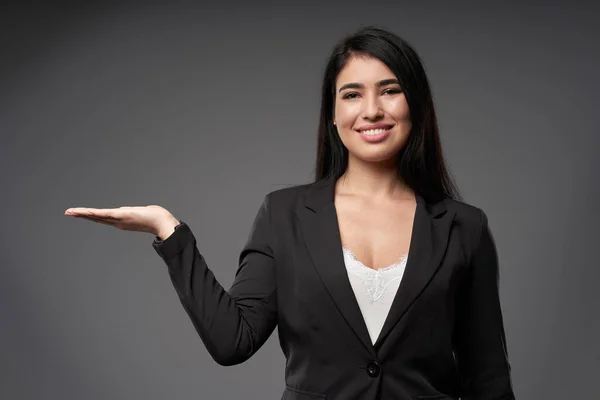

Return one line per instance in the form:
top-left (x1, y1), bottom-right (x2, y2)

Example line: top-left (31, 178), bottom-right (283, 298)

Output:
top-left (342, 247), bottom-right (409, 344)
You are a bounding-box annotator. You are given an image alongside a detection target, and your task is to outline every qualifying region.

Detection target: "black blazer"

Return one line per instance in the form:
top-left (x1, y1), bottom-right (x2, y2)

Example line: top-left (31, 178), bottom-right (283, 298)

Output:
top-left (152, 177), bottom-right (515, 400)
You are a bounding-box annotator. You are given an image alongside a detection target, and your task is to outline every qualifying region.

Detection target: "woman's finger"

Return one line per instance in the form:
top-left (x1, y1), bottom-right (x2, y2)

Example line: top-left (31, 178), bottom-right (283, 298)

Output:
top-left (72, 215), bottom-right (119, 227)
top-left (65, 207), bottom-right (121, 219)
top-left (91, 209), bottom-right (120, 220)
top-left (66, 207), bottom-right (100, 214)
top-left (65, 207), bottom-right (95, 216)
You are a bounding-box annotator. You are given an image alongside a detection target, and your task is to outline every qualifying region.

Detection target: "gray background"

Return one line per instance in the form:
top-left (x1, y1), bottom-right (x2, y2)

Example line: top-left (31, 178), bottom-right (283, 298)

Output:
top-left (2, 1), bottom-right (599, 399)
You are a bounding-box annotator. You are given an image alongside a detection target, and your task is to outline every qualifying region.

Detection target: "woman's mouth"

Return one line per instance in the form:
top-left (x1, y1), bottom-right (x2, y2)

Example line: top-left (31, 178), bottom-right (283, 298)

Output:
top-left (356, 125), bottom-right (393, 143)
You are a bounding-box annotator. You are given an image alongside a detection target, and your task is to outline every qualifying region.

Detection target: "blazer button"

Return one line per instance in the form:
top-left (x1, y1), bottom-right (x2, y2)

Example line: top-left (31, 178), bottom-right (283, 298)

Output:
top-left (366, 361), bottom-right (381, 378)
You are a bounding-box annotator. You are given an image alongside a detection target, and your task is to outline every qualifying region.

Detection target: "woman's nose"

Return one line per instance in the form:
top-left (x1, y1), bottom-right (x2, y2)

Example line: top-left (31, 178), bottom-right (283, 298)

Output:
top-left (362, 95), bottom-right (384, 119)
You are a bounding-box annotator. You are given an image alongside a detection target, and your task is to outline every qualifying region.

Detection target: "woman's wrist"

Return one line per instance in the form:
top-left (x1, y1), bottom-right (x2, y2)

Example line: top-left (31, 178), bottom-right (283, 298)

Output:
top-left (155, 214), bottom-right (181, 240)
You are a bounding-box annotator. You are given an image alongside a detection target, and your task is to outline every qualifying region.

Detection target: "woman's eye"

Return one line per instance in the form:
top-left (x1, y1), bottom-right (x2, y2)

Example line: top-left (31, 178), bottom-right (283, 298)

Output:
top-left (342, 89), bottom-right (402, 99)
top-left (383, 88), bottom-right (402, 95)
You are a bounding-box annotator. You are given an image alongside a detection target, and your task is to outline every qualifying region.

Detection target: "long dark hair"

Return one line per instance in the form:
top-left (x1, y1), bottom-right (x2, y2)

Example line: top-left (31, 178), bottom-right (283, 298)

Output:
top-left (314, 25), bottom-right (462, 204)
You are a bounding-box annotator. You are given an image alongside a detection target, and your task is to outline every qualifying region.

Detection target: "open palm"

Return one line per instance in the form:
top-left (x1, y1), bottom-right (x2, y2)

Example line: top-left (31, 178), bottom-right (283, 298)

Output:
top-left (64, 205), bottom-right (177, 236)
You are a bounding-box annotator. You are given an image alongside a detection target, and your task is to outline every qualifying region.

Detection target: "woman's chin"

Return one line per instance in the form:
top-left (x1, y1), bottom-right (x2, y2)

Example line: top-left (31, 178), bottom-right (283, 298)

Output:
top-left (350, 149), bottom-right (399, 164)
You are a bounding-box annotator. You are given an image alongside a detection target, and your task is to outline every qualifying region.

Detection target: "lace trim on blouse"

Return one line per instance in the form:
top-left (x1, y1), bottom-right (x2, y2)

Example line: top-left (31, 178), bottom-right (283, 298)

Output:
top-left (342, 247), bottom-right (408, 304)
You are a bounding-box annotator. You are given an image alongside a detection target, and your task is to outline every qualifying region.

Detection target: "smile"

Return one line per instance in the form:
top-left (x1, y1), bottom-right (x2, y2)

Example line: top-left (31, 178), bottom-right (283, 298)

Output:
top-left (356, 125), bottom-right (394, 143)
top-left (356, 124), bottom-right (394, 135)
top-left (358, 127), bottom-right (391, 136)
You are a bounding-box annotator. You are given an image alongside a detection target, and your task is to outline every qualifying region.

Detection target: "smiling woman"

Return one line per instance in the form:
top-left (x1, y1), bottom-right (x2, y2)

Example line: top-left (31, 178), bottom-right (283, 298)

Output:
top-left (335, 58), bottom-right (411, 152)
top-left (314, 27), bottom-right (457, 204)
top-left (65, 25), bottom-right (515, 400)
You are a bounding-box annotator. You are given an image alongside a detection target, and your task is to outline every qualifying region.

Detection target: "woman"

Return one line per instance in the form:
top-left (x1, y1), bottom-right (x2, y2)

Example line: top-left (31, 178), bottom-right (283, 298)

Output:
top-left (65, 26), bottom-right (515, 400)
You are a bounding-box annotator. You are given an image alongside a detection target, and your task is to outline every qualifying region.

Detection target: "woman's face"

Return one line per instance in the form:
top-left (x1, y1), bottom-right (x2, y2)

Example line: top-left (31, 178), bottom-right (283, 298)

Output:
top-left (334, 55), bottom-right (412, 163)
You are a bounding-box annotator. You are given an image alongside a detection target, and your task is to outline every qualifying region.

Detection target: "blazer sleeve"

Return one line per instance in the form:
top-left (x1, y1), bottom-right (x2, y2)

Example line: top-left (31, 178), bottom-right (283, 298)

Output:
top-left (453, 209), bottom-right (516, 400)
top-left (152, 194), bottom-right (278, 366)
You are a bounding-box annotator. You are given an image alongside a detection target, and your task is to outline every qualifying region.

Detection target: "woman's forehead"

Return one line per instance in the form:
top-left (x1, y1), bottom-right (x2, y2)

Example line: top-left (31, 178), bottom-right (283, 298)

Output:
top-left (336, 56), bottom-right (397, 87)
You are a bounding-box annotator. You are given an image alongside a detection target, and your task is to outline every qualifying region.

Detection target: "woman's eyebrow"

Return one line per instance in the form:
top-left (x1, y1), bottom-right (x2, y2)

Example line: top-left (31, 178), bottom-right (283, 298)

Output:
top-left (338, 79), bottom-right (400, 93)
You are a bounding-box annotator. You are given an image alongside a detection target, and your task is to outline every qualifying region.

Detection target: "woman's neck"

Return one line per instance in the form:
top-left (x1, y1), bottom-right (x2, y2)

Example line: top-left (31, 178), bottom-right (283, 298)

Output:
top-left (336, 158), bottom-right (413, 201)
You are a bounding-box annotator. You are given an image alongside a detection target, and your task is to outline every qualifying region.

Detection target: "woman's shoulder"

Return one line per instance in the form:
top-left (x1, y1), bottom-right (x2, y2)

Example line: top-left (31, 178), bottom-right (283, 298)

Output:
top-left (260, 179), bottom-right (339, 218)
top-left (443, 197), bottom-right (485, 220)
top-left (442, 197), bottom-right (491, 241)
top-left (263, 181), bottom-right (318, 208)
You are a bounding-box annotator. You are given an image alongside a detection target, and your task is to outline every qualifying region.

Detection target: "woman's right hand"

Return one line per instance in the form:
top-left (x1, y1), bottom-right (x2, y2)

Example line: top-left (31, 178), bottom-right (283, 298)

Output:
top-left (64, 205), bottom-right (180, 239)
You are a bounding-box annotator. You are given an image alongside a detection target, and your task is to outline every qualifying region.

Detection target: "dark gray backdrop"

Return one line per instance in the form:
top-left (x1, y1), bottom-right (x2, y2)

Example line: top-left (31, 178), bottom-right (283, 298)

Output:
top-left (2, 1), bottom-right (599, 399)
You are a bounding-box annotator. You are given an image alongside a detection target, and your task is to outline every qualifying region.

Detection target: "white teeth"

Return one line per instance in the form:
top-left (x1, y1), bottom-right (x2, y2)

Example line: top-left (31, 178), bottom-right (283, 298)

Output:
top-left (360, 128), bottom-right (388, 135)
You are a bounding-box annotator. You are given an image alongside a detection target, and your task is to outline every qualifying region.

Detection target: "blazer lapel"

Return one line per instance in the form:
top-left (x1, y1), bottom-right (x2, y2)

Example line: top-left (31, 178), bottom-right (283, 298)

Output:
top-left (294, 177), bottom-right (456, 357)
top-left (374, 193), bottom-right (456, 349)
top-left (295, 177), bottom-right (376, 357)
